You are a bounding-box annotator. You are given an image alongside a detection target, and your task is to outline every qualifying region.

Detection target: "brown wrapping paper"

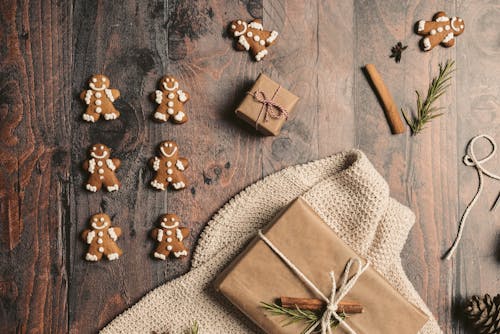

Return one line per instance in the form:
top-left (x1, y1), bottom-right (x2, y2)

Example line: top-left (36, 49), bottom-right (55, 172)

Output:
top-left (215, 198), bottom-right (428, 334)
top-left (235, 73), bottom-right (299, 136)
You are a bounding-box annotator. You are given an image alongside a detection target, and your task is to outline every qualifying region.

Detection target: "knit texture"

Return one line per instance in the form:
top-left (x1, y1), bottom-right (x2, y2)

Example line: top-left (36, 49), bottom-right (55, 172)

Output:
top-left (101, 150), bottom-right (442, 334)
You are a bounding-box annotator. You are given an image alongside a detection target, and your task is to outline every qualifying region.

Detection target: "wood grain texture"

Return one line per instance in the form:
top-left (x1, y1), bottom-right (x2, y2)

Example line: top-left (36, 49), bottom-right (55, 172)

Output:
top-left (0, 0), bottom-right (498, 333)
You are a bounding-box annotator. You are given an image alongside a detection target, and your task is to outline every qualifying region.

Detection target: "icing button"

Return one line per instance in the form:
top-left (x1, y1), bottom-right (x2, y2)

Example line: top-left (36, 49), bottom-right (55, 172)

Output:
top-left (167, 245), bottom-right (173, 251)
top-left (168, 93), bottom-right (175, 99)
top-left (167, 238), bottom-right (172, 242)
top-left (95, 99), bottom-right (102, 106)
top-left (167, 108), bottom-right (174, 115)
top-left (166, 230), bottom-right (172, 235)
top-left (97, 161), bottom-right (103, 166)
top-left (98, 231), bottom-right (103, 237)
top-left (95, 92), bottom-right (102, 98)
top-left (98, 247), bottom-right (104, 253)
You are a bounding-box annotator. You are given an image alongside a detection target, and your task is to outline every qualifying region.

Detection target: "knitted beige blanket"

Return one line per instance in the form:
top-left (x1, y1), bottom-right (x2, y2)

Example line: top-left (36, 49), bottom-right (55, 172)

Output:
top-left (101, 150), bottom-right (442, 334)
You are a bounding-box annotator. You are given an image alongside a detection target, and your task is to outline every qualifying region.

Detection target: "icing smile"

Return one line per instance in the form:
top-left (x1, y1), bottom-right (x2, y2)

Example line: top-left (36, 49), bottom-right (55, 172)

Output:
top-left (233, 22), bottom-right (247, 37)
top-left (89, 83), bottom-right (107, 91)
top-left (160, 146), bottom-right (177, 157)
top-left (163, 81), bottom-right (179, 91)
top-left (161, 221), bottom-right (179, 229)
top-left (92, 221), bottom-right (108, 229)
top-left (91, 151), bottom-right (108, 159)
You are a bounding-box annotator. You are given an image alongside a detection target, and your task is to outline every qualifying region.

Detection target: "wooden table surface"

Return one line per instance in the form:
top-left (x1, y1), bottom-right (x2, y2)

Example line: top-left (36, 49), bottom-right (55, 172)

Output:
top-left (0, 0), bottom-right (498, 333)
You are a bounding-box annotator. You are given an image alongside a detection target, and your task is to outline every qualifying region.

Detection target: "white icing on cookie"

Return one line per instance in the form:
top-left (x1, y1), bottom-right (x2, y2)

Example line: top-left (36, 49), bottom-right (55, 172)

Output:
top-left (266, 30), bottom-right (278, 43)
top-left (246, 31), bottom-right (253, 37)
top-left (154, 112), bottom-right (167, 121)
top-left (167, 101), bottom-right (174, 107)
top-left (87, 231), bottom-right (95, 244)
top-left (248, 21), bottom-right (263, 30)
top-left (84, 90), bottom-right (93, 105)
top-left (86, 184), bottom-right (97, 192)
top-left (107, 253), bottom-right (119, 260)
top-left (160, 146), bottom-right (177, 157)
top-left (423, 37), bottom-right (431, 51)
top-left (436, 16), bottom-right (450, 22)
top-left (107, 184), bottom-right (119, 192)
top-left (167, 168), bottom-right (173, 175)
top-left (174, 250), bottom-right (187, 258)
top-left (172, 181), bottom-right (186, 189)
top-left (88, 158), bottom-right (96, 173)
top-left (105, 88), bottom-right (115, 102)
top-left (98, 247), bottom-right (104, 252)
top-left (157, 229), bottom-right (163, 242)
top-left (437, 27), bottom-right (443, 33)
top-left (233, 21), bottom-right (247, 37)
top-left (167, 108), bottom-right (174, 115)
top-left (108, 227), bottom-right (118, 241)
top-left (151, 179), bottom-right (165, 190)
top-left (86, 253), bottom-right (98, 261)
top-left (443, 32), bottom-right (454, 43)
top-left (168, 93), bottom-right (175, 99)
top-left (97, 238), bottom-right (103, 244)
top-left (259, 40), bottom-right (265, 46)
top-left (153, 157), bottom-right (160, 171)
top-left (450, 17), bottom-right (460, 32)
top-left (253, 35), bottom-right (260, 42)
top-left (103, 113), bottom-right (118, 120)
top-left (154, 252), bottom-right (166, 260)
top-left (82, 114), bottom-right (95, 122)
top-left (238, 35), bottom-right (250, 50)
top-left (255, 49), bottom-right (268, 61)
top-left (91, 151), bottom-right (108, 159)
top-left (95, 107), bottom-right (102, 113)
top-left (417, 20), bottom-right (426, 32)
top-left (95, 99), bottom-right (102, 106)
top-left (445, 25), bottom-right (450, 31)
top-left (176, 229), bottom-right (183, 241)
top-left (174, 111), bottom-right (185, 121)
top-left (167, 245), bottom-right (173, 251)
top-left (177, 90), bottom-right (187, 102)
top-left (167, 177), bottom-right (172, 182)
top-left (106, 159), bottom-right (116, 171)
top-left (155, 90), bottom-right (163, 104)
top-left (176, 160), bottom-right (185, 171)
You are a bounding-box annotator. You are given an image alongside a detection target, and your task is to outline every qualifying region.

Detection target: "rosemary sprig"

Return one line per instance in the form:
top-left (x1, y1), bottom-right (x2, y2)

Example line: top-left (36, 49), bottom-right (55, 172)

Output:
top-left (184, 321), bottom-right (199, 334)
top-left (401, 59), bottom-right (455, 135)
top-left (261, 302), bottom-right (344, 334)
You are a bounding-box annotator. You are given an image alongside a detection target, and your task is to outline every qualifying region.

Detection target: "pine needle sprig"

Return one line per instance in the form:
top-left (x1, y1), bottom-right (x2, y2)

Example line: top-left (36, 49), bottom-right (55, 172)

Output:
top-left (401, 59), bottom-right (455, 135)
top-left (260, 302), bottom-right (345, 334)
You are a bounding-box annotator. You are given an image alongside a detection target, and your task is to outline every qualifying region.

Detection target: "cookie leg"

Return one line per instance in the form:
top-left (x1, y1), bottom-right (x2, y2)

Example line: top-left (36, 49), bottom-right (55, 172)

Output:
top-left (103, 174), bottom-right (121, 192)
top-left (172, 109), bottom-right (188, 124)
top-left (83, 108), bottom-right (100, 123)
top-left (153, 104), bottom-right (170, 122)
top-left (150, 175), bottom-right (167, 191)
top-left (85, 247), bottom-right (103, 261)
top-left (153, 245), bottom-right (170, 260)
top-left (103, 243), bottom-right (123, 261)
top-left (102, 105), bottom-right (121, 121)
top-left (251, 45), bottom-right (269, 62)
top-left (85, 175), bottom-right (102, 192)
top-left (170, 174), bottom-right (187, 190)
top-left (173, 245), bottom-right (188, 258)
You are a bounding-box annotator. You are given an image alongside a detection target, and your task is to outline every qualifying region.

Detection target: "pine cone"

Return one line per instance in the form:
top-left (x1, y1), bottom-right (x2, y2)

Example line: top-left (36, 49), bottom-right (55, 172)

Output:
top-left (465, 294), bottom-right (500, 334)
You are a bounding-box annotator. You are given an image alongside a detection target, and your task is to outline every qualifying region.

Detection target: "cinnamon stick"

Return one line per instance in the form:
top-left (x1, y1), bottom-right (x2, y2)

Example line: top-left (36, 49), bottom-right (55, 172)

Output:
top-left (364, 64), bottom-right (406, 134)
top-left (280, 296), bottom-right (363, 314)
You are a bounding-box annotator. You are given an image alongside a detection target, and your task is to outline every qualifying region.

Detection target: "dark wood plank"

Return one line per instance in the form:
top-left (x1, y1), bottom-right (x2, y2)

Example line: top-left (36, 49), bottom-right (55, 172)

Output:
top-left (68, 0), bottom-right (265, 332)
top-left (453, 1), bottom-right (500, 333)
top-left (0, 0), bottom-right (72, 333)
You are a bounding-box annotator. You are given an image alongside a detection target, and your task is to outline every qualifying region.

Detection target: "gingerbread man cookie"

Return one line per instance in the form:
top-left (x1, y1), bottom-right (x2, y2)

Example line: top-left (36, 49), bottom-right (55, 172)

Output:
top-left (83, 143), bottom-right (121, 192)
top-left (416, 12), bottom-right (465, 51)
top-left (151, 76), bottom-right (190, 124)
top-left (151, 213), bottom-right (190, 260)
top-left (80, 74), bottom-right (121, 122)
top-left (228, 19), bottom-right (278, 61)
top-left (82, 213), bottom-right (123, 261)
top-left (149, 141), bottom-right (188, 191)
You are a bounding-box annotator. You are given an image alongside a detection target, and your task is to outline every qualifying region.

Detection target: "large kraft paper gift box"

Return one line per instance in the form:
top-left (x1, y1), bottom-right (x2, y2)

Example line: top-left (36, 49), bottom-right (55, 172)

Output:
top-left (215, 197), bottom-right (428, 334)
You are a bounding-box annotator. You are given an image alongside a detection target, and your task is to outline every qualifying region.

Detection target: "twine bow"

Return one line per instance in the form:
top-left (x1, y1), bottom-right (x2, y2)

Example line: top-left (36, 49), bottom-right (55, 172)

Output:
top-left (444, 134), bottom-right (500, 260)
top-left (248, 87), bottom-right (288, 128)
top-left (258, 230), bottom-right (369, 334)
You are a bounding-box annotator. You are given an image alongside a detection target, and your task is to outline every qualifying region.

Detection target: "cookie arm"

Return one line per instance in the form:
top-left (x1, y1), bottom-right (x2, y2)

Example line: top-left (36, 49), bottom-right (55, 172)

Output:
top-left (79, 90), bottom-right (88, 101)
top-left (150, 156), bottom-right (161, 171)
top-left (113, 227), bottom-right (122, 237)
top-left (177, 90), bottom-right (190, 103)
top-left (112, 158), bottom-right (121, 170)
top-left (176, 158), bottom-right (189, 170)
top-left (151, 228), bottom-right (159, 240)
top-left (249, 19), bottom-right (264, 30)
top-left (442, 36), bottom-right (455, 48)
top-left (82, 160), bottom-right (89, 171)
top-left (111, 89), bottom-right (120, 100)
top-left (180, 227), bottom-right (190, 239)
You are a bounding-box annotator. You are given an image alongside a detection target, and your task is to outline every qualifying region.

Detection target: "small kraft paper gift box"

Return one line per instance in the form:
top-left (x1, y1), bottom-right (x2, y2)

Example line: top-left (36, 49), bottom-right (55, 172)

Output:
top-left (215, 198), bottom-right (428, 334)
top-left (235, 73), bottom-right (299, 136)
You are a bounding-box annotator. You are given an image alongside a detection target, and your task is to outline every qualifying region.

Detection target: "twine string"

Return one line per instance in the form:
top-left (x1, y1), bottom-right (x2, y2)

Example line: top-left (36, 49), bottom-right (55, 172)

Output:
top-left (444, 134), bottom-right (500, 260)
top-left (248, 86), bottom-right (288, 130)
top-left (258, 230), bottom-right (369, 334)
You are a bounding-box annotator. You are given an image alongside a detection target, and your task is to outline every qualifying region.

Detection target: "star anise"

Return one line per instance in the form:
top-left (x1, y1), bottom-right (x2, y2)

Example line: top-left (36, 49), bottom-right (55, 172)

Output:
top-left (390, 42), bottom-right (408, 63)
